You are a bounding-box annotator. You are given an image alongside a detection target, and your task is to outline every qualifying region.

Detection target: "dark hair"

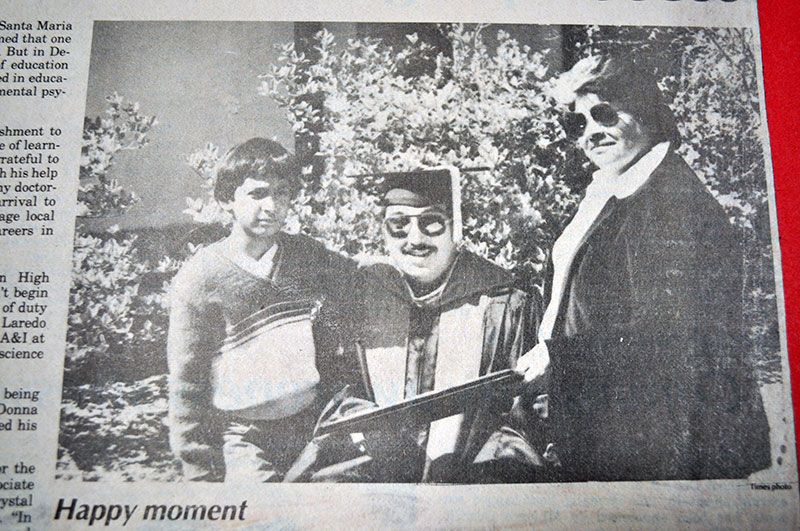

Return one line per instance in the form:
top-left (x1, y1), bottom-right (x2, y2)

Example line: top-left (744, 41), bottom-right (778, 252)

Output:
top-left (214, 138), bottom-right (301, 203)
top-left (571, 55), bottom-right (681, 148)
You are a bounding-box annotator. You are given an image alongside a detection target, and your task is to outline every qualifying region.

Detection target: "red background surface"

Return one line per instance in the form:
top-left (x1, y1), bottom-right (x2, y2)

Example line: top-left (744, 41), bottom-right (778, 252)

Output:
top-left (759, 0), bottom-right (800, 464)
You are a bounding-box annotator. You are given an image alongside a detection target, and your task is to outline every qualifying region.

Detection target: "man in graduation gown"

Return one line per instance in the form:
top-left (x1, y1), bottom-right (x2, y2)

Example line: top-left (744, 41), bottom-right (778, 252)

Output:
top-left (287, 167), bottom-right (543, 483)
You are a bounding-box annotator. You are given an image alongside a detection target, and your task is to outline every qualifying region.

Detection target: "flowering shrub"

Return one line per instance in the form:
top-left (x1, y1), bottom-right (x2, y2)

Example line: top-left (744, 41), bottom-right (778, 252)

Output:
top-left (65, 229), bottom-right (179, 384)
top-left (65, 96), bottom-right (177, 384)
top-left (184, 142), bottom-right (231, 227)
top-left (187, 26), bottom-right (771, 295)
top-left (260, 25), bottom-right (580, 277)
top-left (79, 93), bottom-right (157, 217)
top-left (68, 27), bottom-right (777, 383)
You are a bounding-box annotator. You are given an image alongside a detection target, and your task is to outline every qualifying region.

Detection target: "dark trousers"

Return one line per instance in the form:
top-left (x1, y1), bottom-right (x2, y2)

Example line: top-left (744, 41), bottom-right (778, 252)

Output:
top-left (222, 408), bottom-right (316, 482)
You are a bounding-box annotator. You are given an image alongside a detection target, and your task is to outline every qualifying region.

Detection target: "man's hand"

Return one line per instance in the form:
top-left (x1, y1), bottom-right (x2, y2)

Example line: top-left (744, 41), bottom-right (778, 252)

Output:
top-left (515, 342), bottom-right (550, 394)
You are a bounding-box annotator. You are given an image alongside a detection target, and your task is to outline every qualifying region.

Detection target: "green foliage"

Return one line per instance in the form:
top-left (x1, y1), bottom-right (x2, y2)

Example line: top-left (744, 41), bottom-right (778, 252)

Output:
top-left (66, 96), bottom-right (174, 384)
top-left (65, 229), bottom-right (179, 384)
top-left (79, 92), bottom-right (157, 218)
top-left (259, 25), bottom-right (579, 276)
top-left (58, 374), bottom-right (179, 481)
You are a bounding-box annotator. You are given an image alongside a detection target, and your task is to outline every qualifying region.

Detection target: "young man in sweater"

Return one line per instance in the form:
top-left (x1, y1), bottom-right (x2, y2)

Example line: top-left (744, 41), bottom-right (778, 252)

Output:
top-left (167, 138), bottom-right (359, 482)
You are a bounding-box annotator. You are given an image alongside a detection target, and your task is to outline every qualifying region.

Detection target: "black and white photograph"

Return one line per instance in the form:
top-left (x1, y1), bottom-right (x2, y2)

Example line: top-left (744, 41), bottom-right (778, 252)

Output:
top-left (57, 20), bottom-right (788, 486)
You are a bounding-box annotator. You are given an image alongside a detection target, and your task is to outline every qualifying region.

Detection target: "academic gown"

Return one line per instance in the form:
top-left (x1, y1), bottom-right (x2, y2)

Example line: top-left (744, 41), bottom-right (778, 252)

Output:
top-left (288, 251), bottom-right (543, 483)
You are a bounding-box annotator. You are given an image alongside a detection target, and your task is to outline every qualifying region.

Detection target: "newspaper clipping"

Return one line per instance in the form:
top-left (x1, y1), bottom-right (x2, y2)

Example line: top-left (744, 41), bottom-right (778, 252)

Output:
top-left (0, 0), bottom-right (797, 528)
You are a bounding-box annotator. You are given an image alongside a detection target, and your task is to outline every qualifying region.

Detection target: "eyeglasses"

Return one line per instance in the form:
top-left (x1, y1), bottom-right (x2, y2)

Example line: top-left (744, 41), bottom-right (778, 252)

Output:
top-left (383, 213), bottom-right (450, 239)
top-left (561, 102), bottom-right (620, 139)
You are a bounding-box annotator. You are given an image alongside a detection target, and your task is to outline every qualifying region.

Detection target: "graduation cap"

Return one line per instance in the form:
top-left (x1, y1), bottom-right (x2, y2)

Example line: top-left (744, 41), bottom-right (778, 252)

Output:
top-left (349, 166), bottom-right (489, 243)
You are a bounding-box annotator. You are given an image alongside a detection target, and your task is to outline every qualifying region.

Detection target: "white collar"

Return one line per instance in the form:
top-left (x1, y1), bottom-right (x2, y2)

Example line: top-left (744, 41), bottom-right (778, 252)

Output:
top-left (404, 254), bottom-right (459, 308)
top-left (537, 141), bottom-right (670, 343)
top-left (588, 141), bottom-right (670, 200)
top-left (408, 280), bottom-right (447, 307)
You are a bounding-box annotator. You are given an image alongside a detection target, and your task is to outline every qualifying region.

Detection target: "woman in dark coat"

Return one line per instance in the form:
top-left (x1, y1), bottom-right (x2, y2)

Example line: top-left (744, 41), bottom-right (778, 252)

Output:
top-left (516, 55), bottom-right (771, 481)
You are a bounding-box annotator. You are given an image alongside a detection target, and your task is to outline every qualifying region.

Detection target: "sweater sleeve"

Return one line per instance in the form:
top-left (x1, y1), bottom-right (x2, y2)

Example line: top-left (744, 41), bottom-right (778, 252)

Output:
top-left (166, 264), bottom-right (226, 481)
top-left (311, 243), bottom-right (364, 397)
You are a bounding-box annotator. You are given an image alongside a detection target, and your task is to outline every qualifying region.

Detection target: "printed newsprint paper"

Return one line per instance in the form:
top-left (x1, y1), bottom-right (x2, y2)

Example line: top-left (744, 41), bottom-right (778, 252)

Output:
top-left (0, 0), bottom-right (796, 528)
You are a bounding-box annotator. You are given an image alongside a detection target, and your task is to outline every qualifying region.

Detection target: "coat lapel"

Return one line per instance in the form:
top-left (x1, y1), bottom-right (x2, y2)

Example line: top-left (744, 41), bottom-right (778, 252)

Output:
top-left (551, 196), bottom-right (621, 338)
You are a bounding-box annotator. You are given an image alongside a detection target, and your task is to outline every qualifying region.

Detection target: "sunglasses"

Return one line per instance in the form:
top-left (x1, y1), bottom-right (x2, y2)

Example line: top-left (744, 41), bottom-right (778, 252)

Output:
top-left (384, 213), bottom-right (450, 239)
top-left (561, 102), bottom-right (620, 139)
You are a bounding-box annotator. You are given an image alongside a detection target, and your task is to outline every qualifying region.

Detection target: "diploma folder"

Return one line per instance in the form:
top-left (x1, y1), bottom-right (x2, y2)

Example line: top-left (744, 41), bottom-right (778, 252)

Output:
top-left (316, 369), bottom-right (523, 437)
